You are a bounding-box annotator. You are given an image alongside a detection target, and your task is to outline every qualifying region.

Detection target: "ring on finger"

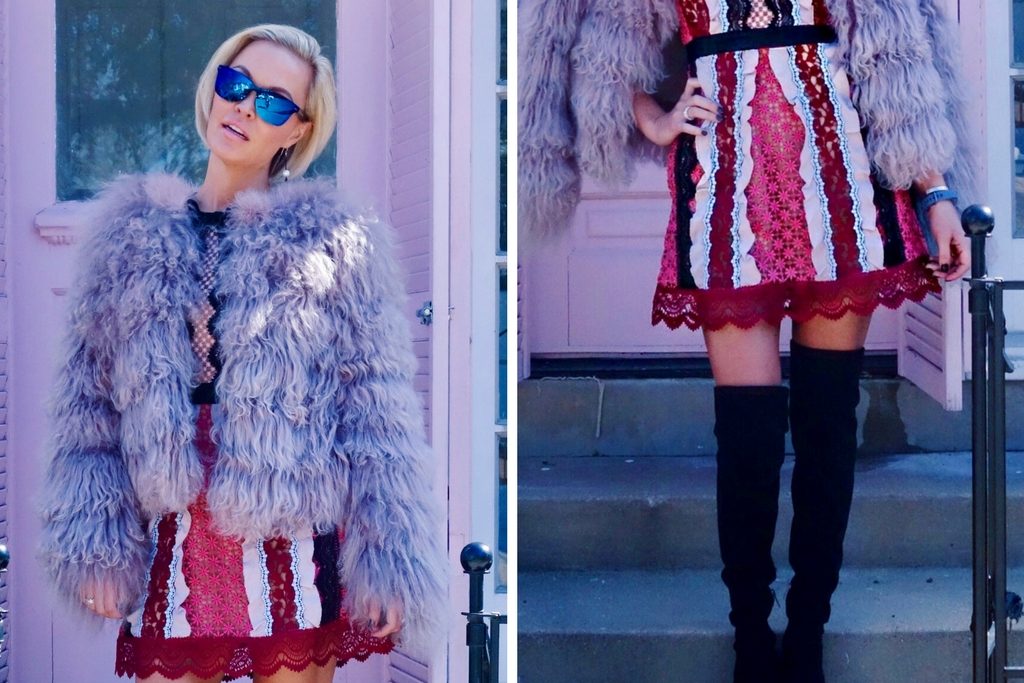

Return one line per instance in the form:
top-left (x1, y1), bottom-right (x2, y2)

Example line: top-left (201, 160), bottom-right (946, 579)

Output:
top-left (682, 105), bottom-right (694, 121)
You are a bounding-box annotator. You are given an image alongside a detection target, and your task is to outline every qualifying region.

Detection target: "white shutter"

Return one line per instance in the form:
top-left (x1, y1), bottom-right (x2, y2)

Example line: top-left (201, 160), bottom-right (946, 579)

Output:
top-left (897, 0), bottom-right (975, 412)
top-left (388, 0), bottom-right (434, 441)
top-left (897, 283), bottom-right (965, 410)
top-left (386, 0), bottom-right (435, 680)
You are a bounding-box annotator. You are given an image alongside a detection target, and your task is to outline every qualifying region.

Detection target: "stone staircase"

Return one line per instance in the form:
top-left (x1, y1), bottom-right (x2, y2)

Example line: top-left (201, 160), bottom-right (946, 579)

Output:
top-left (518, 377), bottom-right (1024, 683)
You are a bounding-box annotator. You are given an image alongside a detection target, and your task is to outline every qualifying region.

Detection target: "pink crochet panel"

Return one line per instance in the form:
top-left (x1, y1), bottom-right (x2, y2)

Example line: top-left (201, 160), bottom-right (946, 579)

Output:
top-left (746, 47), bottom-right (817, 284)
top-left (181, 405), bottom-right (251, 637)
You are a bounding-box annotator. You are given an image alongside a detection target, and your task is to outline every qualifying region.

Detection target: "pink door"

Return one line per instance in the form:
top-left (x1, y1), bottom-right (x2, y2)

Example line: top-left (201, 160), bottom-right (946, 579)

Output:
top-left (9, 2), bottom-right (448, 682)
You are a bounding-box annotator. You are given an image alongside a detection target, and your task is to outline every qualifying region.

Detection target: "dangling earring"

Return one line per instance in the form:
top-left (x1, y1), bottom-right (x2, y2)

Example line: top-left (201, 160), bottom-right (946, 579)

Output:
top-left (269, 145), bottom-right (295, 181)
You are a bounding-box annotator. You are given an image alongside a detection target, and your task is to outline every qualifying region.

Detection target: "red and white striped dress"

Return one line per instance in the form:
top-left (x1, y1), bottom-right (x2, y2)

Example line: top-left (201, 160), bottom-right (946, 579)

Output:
top-left (651, 0), bottom-right (940, 331)
top-left (114, 198), bottom-right (393, 680)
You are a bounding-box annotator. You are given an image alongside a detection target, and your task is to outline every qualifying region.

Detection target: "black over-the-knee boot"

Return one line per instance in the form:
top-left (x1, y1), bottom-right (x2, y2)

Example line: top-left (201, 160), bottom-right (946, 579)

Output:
top-left (714, 384), bottom-right (789, 683)
top-left (781, 341), bottom-right (865, 683)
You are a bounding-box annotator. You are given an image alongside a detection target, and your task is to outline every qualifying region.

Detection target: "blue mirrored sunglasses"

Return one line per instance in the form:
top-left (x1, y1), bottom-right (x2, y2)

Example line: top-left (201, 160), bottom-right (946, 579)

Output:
top-left (214, 65), bottom-right (306, 126)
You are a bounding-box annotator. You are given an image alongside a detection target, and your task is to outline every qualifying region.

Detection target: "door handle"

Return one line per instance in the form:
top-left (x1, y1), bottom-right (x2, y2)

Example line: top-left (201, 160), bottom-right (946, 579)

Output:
top-left (416, 300), bottom-right (433, 326)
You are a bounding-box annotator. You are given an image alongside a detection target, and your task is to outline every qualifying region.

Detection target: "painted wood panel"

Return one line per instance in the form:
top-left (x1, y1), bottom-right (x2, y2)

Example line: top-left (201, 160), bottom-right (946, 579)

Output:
top-left (387, 0), bottom-right (434, 443)
top-left (386, 0), bottom-right (434, 680)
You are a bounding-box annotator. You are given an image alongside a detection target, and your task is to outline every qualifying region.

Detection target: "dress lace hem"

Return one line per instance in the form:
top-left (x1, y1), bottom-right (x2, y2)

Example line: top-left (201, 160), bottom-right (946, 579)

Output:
top-left (651, 256), bottom-right (942, 331)
top-left (115, 615), bottom-right (394, 681)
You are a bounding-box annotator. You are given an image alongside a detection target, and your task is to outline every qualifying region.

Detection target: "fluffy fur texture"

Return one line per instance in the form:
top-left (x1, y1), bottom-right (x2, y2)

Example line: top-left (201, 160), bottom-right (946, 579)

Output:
top-left (830, 0), bottom-right (980, 207)
top-left (519, 0), bottom-right (980, 240)
top-left (518, 0), bottom-right (586, 241)
top-left (37, 171), bottom-right (448, 657)
top-left (518, 0), bottom-right (678, 243)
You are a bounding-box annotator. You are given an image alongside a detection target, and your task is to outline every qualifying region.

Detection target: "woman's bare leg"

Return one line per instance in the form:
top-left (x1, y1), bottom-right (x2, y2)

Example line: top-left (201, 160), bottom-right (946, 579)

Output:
top-left (315, 657), bottom-right (338, 683)
top-left (703, 320), bottom-right (783, 385)
top-left (253, 657), bottom-right (338, 683)
top-left (137, 674), bottom-right (222, 683)
top-left (791, 311), bottom-right (871, 351)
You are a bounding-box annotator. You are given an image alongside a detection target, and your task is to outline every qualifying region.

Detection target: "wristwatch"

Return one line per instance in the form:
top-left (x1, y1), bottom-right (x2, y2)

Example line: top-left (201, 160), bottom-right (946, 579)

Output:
top-left (918, 185), bottom-right (958, 213)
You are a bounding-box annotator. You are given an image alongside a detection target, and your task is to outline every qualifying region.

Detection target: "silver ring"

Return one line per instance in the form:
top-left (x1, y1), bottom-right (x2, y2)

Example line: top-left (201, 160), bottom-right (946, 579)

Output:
top-left (682, 105), bottom-right (694, 121)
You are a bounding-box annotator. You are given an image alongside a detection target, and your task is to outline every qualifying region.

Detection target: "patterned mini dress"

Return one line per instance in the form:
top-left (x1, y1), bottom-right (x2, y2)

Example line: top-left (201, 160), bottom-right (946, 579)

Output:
top-left (651, 0), bottom-right (941, 331)
top-left (114, 197), bottom-right (393, 680)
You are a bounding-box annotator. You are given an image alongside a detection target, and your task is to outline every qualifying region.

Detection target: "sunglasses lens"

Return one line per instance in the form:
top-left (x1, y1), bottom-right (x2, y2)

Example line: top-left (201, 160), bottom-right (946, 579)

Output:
top-left (257, 109), bottom-right (290, 126)
top-left (257, 95), bottom-right (299, 126)
top-left (215, 65), bottom-right (251, 102)
top-left (215, 65), bottom-right (302, 126)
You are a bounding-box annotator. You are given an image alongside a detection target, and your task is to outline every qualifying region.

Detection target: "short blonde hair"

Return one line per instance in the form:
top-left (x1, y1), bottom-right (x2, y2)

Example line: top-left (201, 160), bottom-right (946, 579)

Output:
top-left (194, 24), bottom-right (337, 181)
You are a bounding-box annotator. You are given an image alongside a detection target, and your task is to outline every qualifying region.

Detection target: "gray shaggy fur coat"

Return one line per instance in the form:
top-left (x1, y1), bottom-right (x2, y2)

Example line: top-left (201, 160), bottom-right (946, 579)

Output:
top-left (519, 0), bottom-right (980, 240)
top-left (36, 171), bottom-right (448, 657)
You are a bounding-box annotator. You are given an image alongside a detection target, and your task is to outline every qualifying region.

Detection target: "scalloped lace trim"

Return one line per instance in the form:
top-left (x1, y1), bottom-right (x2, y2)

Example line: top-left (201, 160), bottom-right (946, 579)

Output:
top-left (115, 615), bottom-right (393, 680)
top-left (651, 256), bottom-right (941, 331)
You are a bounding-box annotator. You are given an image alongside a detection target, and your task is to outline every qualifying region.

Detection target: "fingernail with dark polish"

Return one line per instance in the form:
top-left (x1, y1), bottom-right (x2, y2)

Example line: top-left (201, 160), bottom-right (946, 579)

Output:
top-left (940, 264), bottom-right (950, 273)
top-left (701, 129), bottom-right (708, 136)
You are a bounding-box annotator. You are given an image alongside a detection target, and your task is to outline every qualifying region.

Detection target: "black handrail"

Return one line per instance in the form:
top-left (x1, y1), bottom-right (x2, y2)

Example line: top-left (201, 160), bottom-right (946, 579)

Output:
top-left (461, 542), bottom-right (506, 683)
top-left (966, 205), bottom-right (1024, 681)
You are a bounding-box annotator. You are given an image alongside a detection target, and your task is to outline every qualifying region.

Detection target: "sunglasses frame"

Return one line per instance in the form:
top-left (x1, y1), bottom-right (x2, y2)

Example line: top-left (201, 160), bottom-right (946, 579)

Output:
top-left (214, 64), bottom-right (308, 126)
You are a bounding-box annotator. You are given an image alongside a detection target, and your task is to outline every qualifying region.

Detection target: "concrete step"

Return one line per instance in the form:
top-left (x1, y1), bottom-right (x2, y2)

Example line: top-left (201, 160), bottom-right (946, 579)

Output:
top-left (520, 452), bottom-right (1024, 571)
top-left (519, 378), bottom-right (1024, 457)
top-left (519, 566), bottom-right (1024, 683)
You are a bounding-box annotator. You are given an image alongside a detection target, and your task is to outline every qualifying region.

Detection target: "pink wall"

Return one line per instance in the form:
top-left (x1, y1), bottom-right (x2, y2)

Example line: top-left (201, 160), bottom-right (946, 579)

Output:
top-left (8, 0), bottom-right (66, 679)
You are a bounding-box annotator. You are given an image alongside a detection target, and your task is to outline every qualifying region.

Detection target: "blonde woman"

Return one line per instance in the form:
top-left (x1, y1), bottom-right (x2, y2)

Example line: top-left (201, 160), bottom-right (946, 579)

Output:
top-left (37, 24), bottom-right (446, 683)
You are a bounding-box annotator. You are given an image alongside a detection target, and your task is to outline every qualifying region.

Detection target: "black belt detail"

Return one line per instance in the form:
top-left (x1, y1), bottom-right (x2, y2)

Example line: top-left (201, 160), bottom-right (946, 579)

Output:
top-left (686, 24), bottom-right (838, 62)
top-left (674, 137), bottom-right (699, 290)
top-left (872, 177), bottom-right (907, 268)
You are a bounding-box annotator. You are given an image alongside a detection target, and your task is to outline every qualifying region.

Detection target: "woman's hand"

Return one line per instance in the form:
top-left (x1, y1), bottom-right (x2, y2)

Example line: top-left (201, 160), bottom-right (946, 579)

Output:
top-left (79, 577), bottom-right (124, 620)
top-left (924, 200), bottom-right (971, 281)
top-left (368, 598), bottom-right (403, 639)
top-left (633, 78), bottom-right (722, 146)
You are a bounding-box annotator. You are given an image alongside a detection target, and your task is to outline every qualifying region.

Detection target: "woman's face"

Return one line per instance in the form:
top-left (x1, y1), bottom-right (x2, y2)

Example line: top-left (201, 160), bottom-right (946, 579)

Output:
top-left (205, 39), bottom-right (313, 173)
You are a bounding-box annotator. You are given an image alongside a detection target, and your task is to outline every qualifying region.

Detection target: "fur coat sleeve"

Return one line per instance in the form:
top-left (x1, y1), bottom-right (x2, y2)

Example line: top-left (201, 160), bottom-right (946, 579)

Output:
top-left (519, 0), bottom-right (678, 241)
top-left (519, 0), bottom-right (980, 242)
top-left (327, 198), bottom-right (449, 656)
top-left (36, 179), bottom-right (151, 619)
top-left (830, 0), bottom-right (980, 208)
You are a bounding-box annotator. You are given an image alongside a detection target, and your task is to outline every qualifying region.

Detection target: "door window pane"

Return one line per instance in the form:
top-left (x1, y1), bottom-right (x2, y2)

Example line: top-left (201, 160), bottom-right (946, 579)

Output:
top-left (1016, 0), bottom-right (1024, 66)
top-left (499, 97), bottom-right (507, 254)
top-left (496, 434), bottom-right (507, 592)
top-left (56, 1), bottom-right (336, 200)
top-left (1015, 78), bottom-right (1024, 237)
top-left (497, 268), bottom-right (507, 423)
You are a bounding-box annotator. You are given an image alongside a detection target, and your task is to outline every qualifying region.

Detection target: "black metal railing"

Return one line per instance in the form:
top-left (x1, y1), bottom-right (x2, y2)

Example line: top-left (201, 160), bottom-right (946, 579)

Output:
top-left (461, 542), bottom-right (506, 683)
top-left (966, 205), bottom-right (1024, 681)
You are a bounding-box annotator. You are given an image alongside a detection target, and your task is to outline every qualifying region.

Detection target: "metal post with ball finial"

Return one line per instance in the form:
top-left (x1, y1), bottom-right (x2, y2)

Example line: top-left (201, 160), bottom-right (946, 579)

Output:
top-left (963, 205), bottom-right (1024, 682)
top-left (461, 542), bottom-right (507, 683)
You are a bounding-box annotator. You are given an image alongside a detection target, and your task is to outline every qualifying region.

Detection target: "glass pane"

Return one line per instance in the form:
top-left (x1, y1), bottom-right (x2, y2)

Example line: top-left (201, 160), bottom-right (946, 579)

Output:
top-left (1016, 0), bottom-right (1024, 66)
top-left (498, 97), bottom-right (507, 253)
top-left (496, 434), bottom-right (507, 593)
top-left (56, 0), bottom-right (336, 201)
top-left (499, 0), bottom-right (507, 83)
top-left (1015, 78), bottom-right (1024, 237)
top-left (497, 267), bottom-right (507, 423)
